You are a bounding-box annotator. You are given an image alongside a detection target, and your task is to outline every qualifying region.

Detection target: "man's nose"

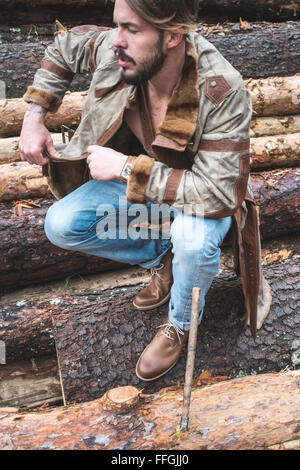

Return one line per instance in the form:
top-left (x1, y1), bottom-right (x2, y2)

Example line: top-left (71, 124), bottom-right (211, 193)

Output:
top-left (113, 29), bottom-right (127, 49)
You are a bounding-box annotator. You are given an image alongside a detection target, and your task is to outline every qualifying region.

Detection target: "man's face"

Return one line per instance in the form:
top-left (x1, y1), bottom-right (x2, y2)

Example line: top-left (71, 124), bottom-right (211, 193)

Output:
top-left (113, 0), bottom-right (167, 84)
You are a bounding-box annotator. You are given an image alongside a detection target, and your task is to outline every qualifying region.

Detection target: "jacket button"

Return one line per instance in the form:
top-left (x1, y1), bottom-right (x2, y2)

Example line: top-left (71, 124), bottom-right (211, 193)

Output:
top-left (210, 81), bottom-right (217, 87)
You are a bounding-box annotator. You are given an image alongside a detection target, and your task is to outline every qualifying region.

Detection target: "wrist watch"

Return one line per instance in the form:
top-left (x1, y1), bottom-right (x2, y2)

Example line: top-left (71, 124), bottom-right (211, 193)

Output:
top-left (119, 157), bottom-right (134, 183)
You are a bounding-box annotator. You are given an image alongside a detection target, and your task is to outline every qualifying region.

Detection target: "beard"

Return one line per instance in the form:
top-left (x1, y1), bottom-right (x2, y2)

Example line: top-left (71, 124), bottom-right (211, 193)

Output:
top-left (115, 33), bottom-right (167, 85)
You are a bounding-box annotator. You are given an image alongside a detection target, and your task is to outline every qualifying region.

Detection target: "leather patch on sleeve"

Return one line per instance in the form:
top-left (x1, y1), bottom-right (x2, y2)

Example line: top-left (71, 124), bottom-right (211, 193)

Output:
top-left (205, 76), bottom-right (233, 106)
top-left (41, 59), bottom-right (74, 82)
top-left (164, 169), bottom-right (184, 205)
top-left (199, 139), bottom-right (250, 152)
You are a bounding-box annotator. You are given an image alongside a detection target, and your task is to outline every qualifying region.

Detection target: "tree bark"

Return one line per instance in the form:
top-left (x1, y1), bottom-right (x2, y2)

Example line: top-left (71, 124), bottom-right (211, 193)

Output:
top-left (0, 134), bottom-right (63, 164)
top-left (2, 21), bottom-right (300, 99)
top-left (250, 115), bottom-right (300, 138)
top-left (250, 167), bottom-right (300, 238)
top-left (1, 255), bottom-right (299, 400)
top-left (199, 0), bottom-right (300, 9)
top-left (0, 42), bottom-right (92, 100)
top-left (0, 0), bottom-right (106, 4)
top-left (0, 370), bottom-right (299, 450)
top-left (51, 257), bottom-right (300, 403)
top-left (0, 6), bottom-right (113, 26)
top-left (0, 162), bottom-right (51, 200)
top-left (0, 91), bottom-right (87, 138)
top-left (0, 168), bottom-right (299, 287)
top-left (0, 198), bottom-right (125, 289)
top-left (0, 0), bottom-right (299, 8)
top-left (246, 75), bottom-right (300, 117)
top-left (199, 21), bottom-right (300, 81)
top-left (250, 133), bottom-right (300, 169)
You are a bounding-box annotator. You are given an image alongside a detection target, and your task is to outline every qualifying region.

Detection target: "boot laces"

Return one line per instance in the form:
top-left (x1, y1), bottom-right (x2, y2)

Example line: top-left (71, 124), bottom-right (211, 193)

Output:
top-left (150, 263), bottom-right (164, 280)
top-left (157, 322), bottom-right (185, 344)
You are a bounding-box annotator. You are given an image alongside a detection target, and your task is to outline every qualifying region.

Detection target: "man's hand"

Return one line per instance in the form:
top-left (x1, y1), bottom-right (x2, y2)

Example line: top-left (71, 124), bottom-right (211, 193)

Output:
top-left (19, 103), bottom-right (60, 165)
top-left (87, 145), bottom-right (128, 181)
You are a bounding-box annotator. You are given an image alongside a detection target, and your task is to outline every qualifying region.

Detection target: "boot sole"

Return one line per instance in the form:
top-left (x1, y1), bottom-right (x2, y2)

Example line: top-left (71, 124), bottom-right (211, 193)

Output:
top-left (135, 357), bottom-right (179, 382)
top-left (133, 292), bottom-right (171, 311)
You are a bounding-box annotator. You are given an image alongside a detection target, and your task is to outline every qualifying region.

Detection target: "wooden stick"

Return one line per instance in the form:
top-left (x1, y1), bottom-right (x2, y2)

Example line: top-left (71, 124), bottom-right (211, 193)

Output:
top-left (180, 287), bottom-right (201, 432)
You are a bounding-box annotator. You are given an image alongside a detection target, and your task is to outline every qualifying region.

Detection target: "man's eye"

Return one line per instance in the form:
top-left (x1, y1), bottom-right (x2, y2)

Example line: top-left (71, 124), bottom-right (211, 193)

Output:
top-left (128, 28), bottom-right (138, 34)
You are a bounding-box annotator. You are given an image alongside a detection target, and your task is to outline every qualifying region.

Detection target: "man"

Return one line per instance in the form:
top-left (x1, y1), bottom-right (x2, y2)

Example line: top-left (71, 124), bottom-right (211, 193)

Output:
top-left (19, 0), bottom-right (272, 381)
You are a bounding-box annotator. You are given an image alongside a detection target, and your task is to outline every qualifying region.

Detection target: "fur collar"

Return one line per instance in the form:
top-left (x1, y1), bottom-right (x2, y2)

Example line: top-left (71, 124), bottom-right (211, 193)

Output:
top-left (154, 38), bottom-right (199, 152)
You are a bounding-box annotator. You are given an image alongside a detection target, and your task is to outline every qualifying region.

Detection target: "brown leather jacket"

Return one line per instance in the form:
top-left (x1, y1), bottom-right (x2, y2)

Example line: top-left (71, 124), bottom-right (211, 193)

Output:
top-left (23, 26), bottom-right (272, 338)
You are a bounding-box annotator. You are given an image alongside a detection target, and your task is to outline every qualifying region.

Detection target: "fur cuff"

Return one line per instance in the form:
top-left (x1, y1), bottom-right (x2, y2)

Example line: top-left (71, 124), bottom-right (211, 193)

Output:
top-left (23, 86), bottom-right (62, 113)
top-left (126, 154), bottom-right (155, 204)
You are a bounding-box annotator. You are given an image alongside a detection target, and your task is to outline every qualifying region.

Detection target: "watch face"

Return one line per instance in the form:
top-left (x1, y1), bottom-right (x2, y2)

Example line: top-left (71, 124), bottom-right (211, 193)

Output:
top-left (122, 163), bottom-right (132, 179)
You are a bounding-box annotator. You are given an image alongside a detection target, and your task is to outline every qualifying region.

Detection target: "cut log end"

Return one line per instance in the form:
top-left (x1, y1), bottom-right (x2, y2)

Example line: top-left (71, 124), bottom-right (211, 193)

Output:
top-left (103, 386), bottom-right (141, 413)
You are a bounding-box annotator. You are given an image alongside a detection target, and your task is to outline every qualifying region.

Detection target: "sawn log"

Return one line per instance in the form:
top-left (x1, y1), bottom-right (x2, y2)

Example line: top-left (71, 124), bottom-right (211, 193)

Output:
top-left (1, 0), bottom-right (299, 9)
top-left (0, 168), bottom-right (299, 287)
top-left (5, 115), bottom-right (300, 165)
top-left (249, 133), bottom-right (300, 169)
top-left (0, 91), bottom-right (86, 138)
top-left (250, 168), bottom-right (300, 239)
top-left (0, 134), bottom-right (63, 164)
top-left (0, 371), bottom-right (299, 450)
top-left (1, 255), bottom-right (299, 401)
top-left (0, 198), bottom-right (125, 289)
top-left (0, 162), bottom-right (50, 200)
top-left (1, 74), bottom-right (300, 138)
top-left (2, 21), bottom-right (300, 98)
top-left (250, 115), bottom-right (300, 138)
top-left (1, 131), bottom-right (300, 172)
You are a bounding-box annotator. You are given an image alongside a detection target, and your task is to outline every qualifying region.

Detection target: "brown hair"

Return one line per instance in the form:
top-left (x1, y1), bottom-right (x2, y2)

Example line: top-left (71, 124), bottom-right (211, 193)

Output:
top-left (112, 0), bottom-right (199, 33)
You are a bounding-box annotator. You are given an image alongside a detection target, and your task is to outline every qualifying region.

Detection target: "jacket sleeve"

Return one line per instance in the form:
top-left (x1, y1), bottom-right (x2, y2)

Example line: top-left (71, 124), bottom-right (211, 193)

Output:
top-left (23, 26), bottom-right (107, 113)
top-left (126, 86), bottom-right (253, 218)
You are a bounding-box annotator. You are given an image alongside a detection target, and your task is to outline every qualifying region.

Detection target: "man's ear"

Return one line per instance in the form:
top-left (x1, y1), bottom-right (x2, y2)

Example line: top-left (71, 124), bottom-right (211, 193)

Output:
top-left (165, 31), bottom-right (184, 50)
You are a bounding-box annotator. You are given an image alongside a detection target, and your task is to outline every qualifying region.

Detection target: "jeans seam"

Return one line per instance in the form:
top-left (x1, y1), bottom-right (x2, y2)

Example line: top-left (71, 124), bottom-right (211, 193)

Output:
top-left (177, 247), bottom-right (205, 327)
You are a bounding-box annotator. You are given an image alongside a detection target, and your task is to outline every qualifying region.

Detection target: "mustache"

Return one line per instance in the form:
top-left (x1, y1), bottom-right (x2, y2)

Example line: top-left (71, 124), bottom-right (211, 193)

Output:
top-left (114, 47), bottom-right (136, 64)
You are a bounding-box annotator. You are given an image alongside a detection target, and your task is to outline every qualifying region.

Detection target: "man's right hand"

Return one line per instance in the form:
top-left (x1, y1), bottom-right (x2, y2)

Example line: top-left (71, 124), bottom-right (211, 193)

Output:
top-left (19, 103), bottom-right (60, 165)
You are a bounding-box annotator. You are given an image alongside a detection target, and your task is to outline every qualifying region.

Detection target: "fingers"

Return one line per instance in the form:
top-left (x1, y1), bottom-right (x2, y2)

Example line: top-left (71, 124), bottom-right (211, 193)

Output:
top-left (19, 144), bottom-right (49, 165)
top-left (87, 145), bottom-right (100, 153)
top-left (45, 138), bottom-right (60, 159)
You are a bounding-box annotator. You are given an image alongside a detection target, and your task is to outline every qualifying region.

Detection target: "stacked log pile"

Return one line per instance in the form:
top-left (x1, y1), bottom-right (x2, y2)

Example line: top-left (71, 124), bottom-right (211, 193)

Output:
top-left (2, 21), bottom-right (300, 98)
top-left (0, 0), bottom-right (299, 449)
top-left (0, 74), bottom-right (299, 288)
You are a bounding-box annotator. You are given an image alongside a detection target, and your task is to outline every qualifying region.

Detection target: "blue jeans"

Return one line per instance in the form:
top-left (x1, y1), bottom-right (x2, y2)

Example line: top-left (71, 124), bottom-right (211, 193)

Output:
top-left (44, 179), bottom-right (232, 331)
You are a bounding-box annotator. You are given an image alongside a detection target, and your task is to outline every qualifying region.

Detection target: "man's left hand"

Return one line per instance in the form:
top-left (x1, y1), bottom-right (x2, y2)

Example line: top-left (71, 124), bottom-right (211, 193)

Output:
top-left (87, 145), bottom-right (128, 181)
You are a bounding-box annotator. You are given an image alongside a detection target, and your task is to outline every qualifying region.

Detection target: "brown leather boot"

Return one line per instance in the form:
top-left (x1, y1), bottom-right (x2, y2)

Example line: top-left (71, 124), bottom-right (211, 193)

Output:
top-left (133, 250), bottom-right (173, 311)
top-left (136, 319), bottom-right (189, 381)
